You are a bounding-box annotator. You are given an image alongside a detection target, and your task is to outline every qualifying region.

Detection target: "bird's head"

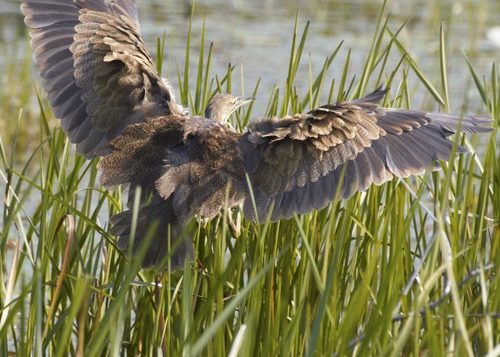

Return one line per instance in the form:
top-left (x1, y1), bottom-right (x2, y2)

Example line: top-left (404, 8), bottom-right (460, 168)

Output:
top-left (205, 93), bottom-right (254, 123)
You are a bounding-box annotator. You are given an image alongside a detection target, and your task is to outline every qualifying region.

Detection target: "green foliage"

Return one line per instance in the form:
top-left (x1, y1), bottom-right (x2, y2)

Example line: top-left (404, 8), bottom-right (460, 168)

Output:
top-left (1, 5), bottom-right (498, 357)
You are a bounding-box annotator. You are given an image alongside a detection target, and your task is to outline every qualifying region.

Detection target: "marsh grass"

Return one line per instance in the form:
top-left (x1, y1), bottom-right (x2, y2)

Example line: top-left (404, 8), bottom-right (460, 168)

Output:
top-left (0, 2), bottom-right (498, 356)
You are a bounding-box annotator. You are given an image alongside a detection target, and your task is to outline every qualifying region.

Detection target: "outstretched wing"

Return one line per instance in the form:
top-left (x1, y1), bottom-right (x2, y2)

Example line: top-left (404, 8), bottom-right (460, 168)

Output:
top-left (239, 88), bottom-right (491, 221)
top-left (21, 0), bottom-right (182, 158)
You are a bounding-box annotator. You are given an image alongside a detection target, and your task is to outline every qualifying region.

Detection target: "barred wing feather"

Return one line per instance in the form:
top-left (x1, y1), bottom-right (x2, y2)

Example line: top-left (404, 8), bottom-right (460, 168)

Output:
top-left (239, 88), bottom-right (491, 221)
top-left (21, 0), bottom-right (181, 158)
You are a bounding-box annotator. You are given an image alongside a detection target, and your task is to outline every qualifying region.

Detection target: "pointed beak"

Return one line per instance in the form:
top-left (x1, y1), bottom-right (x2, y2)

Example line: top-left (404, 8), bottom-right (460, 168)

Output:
top-left (235, 96), bottom-right (255, 108)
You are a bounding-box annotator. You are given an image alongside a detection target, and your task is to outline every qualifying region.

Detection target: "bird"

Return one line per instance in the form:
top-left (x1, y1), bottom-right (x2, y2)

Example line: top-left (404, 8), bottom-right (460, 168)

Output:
top-left (21, 0), bottom-right (492, 269)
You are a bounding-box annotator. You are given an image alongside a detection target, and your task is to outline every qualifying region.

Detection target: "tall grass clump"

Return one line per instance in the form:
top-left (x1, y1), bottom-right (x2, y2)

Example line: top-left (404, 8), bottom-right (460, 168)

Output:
top-left (1, 3), bottom-right (498, 356)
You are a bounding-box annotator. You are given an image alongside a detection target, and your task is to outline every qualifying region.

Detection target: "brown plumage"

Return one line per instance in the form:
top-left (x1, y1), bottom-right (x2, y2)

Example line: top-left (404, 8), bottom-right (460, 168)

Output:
top-left (21, 0), bottom-right (492, 269)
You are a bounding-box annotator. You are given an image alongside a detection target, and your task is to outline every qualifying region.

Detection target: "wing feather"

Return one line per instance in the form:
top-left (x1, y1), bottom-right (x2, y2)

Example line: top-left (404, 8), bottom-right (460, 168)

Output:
top-left (21, 0), bottom-right (182, 158)
top-left (240, 89), bottom-right (491, 221)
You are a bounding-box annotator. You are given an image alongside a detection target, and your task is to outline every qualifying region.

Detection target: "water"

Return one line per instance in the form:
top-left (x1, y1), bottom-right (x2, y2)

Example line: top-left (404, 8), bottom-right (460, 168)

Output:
top-left (1, 0), bottom-right (499, 115)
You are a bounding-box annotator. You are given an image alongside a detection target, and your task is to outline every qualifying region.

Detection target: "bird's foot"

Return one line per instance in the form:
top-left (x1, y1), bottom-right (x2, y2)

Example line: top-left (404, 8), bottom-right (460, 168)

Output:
top-left (196, 216), bottom-right (211, 228)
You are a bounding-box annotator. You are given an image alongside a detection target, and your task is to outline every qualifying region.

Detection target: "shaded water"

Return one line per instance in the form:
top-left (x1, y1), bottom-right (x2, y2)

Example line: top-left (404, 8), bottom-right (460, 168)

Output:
top-left (0, 0), bottom-right (499, 115)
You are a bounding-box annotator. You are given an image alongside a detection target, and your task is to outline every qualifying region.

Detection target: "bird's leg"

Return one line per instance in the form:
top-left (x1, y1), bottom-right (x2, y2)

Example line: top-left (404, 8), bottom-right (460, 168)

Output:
top-left (227, 207), bottom-right (242, 238)
top-left (224, 122), bottom-right (237, 131)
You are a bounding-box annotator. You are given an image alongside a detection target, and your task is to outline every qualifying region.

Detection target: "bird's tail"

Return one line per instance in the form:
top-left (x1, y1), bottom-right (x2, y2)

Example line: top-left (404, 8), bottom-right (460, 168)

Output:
top-left (109, 193), bottom-right (194, 269)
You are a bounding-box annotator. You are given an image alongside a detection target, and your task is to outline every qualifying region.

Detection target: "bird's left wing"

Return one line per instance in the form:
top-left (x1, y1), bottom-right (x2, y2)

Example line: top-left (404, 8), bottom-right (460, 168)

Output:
top-left (239, 88), bottom-right (491, 222)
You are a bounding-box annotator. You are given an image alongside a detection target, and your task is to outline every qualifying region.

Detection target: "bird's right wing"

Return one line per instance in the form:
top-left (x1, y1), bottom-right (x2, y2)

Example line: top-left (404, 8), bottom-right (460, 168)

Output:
top-left (21, 0), bottom-right (182, 158)
top-left (239, 88), bottom-right (491, 222)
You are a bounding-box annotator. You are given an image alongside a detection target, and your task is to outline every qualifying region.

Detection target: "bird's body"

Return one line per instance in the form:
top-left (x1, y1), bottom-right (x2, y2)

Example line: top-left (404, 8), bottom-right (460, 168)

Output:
top-left (21, 0), bottom-right (492, 269)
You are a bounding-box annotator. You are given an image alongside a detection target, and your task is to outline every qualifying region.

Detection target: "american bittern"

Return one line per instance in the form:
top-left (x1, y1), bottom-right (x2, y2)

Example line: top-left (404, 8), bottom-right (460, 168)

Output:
top-left (21, 0), bottom-right (492, 269)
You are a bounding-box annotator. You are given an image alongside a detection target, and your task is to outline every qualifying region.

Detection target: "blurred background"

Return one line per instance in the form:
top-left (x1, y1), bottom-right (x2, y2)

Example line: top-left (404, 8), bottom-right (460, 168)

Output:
top-left (0, 0), bottom-right (498, 130)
